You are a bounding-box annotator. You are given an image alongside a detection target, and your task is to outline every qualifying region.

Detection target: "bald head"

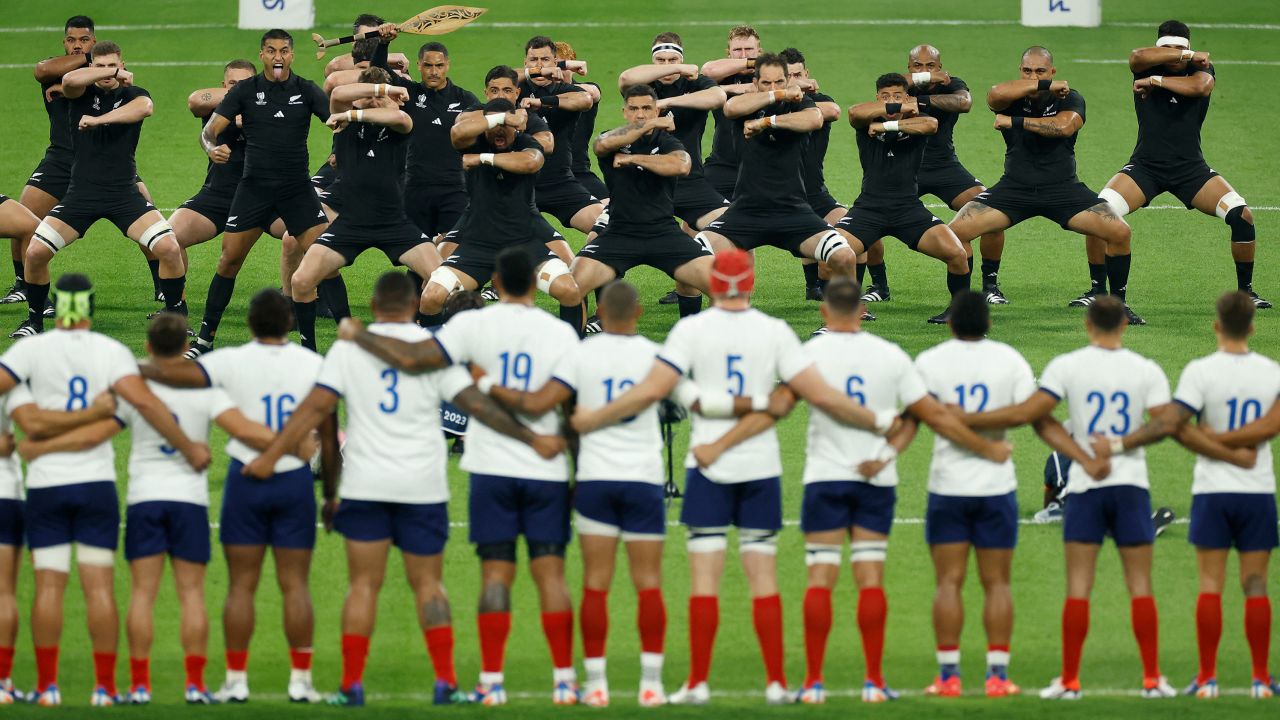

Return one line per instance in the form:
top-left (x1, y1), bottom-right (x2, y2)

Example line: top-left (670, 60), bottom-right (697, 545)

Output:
top-left (1022, 45), bottom-right (1053, 65)
top-left (909, 44), bottom-right (939, 63)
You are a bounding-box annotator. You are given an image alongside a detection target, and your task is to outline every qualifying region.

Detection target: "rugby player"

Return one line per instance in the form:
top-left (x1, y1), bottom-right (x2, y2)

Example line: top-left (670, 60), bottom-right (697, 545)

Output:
top-left (477, 281), bottom-right (672, 706)
top-left (557, 41), bottom-right (609, 200)
top-left (1072, 22), bottom-right (1269, 309)
top-left (0, 387), bottom-right (27, 703)
top-left (948, 46), bottom-right (1143, 324)
top-left (335, 250), bottom-right (578, 705)
top-left (844, 73), bottom-right (970, 325)
top-left (570, 250), bottom-right (896, 705)
top-left (696, 55), bottom-right (859, 296)
top-left (700, 26), bottom-right (762, 200)
top-left (0, 273), bottom-right (210, 707)
top-left (189, 29), bottom-right (332, 357)
top-left (954, 296), bottom-right (1176, 698)
top-left (573, 85), bottom-right (713, 318)
top-left (913, 292), bottom-right (1036, 698)
top-left (246, 271), bottom-right (563, 706)
top-left (140, 289), bottom-right (338, 704)
top-left (16, 41), bottom-right (188, 339)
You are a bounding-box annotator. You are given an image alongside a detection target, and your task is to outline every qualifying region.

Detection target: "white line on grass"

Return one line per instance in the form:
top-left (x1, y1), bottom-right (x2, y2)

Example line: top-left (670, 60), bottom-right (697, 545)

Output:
top-left (246, 686), bottom-right (1256, 700)
top-left (1073, 59), bottom-right (1280, 66)
top-left (204, 517), bottom-right (1203, 530)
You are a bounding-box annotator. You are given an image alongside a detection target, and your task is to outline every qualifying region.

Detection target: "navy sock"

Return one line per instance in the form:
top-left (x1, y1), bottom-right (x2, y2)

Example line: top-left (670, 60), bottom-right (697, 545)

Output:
top-left (12, 260), bottom-right (23, 282)
top-left (418, 312), bottom-right (443, 328)
top-left (940, 663), bottom-right (960, 681)
top-left (1105, 254), bottom-right (1131, 302)
top-left (294, 299), bottom-right (317, 351)
top-left (981, 258), bottom-right (1001, 286)
top-left (147, 259), bottom-right (161, 295)
top-left (198, 273), bottom-right (236, 344)
top-left (947, 271), bottom-right (970, 296)
top-left (856, 263), bottom-right (866, 285)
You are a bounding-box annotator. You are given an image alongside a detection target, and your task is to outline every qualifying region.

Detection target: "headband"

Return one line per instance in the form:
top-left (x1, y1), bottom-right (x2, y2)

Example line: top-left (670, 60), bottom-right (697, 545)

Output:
top-left (53, 287), bottom-right (94, 327)
top-left (1156, 35), bottom-right (1190, 49)
top-left (651, 42), bottom-right (684, 59)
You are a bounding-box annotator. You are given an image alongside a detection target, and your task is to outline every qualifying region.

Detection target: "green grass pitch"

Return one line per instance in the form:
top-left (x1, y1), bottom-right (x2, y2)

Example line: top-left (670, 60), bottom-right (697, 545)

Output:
top-left (0, 0), bottom-right (1277, 716)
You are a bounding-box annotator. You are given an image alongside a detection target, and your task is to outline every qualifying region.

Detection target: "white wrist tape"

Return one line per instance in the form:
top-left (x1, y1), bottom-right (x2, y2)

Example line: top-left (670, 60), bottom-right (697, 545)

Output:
top-left (673, 381), bottom-right (700, 409)
top-left (769, 90), bottom-right (780, 103)
top-left (1149, 75), bottom-right (1164, 87)
top-left (1109, 437), bottom-right (1126, 455)
top-left (768, 114), bottom-right (777, 128)
top-left (479, 153), bottom-right (495, 166)
top-left (485, 112), bottom-right (506, 129)
top-left (476, 375), bottom-right (496, 395)
top-left (375, 83), bottom-right (388, 97)
top-left (751, 394), bottom-right (769, 412)
top-left (882, 120), bottom-right (900, 132)
top-left (698, 394), bottom-right (735, 419)
top-left (911, 71), bottom-right (933, 86)
top-left (874, 408), bottom-right (898, 435)
top-left (875, 443), bottom-right (899, 463)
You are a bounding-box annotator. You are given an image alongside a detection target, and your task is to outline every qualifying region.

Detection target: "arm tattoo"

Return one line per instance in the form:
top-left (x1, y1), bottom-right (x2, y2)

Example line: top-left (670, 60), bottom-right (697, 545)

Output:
top-left (927, 94), bottom-right (969, 112)
top-left (456, 387), bottom-right (537, 445)
top-left (352, 331), bottom-right (443, 372)
top-left (201, 92), bottom-right (213, 102)
top-left (1026, 118), bottom-right (1065, 137)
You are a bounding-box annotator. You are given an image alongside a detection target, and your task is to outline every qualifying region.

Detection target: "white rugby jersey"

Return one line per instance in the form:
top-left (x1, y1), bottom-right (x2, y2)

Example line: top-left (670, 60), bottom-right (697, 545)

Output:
top-left (658, 307), bottom-right (811, 484)
top-left (554, 333), bottom-right (663, 484)
top-left (1039, 345), bottom-right (1171, 494)
top-left (197, 340), bottom-right (322, 473)
top-left (801, 331), bottom-right (928, 486)
top-left (434, 303), bottom-right (578, 481)
top-left (118, 382), bottom-right (234, 506)
top-left (0, 385), bottom-right (32, 500)
top-left (317, 323), bottom-right (473, 504)
top-left (915, 338), bottom-right (1036, 496)
top-left (1174, 350), bottom-right (1279, 495)
top-left (0, 328), bottom-right (138, 488)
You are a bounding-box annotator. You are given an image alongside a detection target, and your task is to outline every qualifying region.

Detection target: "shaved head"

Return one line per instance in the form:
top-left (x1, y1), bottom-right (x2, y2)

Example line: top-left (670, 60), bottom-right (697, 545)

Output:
top-left (1023, 45), bottom-right (1054, 65)
top-left (909, 44), bottom-right (940, 63)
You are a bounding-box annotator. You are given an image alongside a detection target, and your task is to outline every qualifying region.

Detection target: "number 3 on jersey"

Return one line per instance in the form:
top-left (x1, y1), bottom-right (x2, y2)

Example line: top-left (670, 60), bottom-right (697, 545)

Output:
top-left (380, 368), bottom-right (399, 414)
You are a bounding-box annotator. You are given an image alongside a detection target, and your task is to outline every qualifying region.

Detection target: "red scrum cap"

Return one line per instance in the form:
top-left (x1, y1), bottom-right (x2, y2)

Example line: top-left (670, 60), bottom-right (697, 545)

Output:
top-left (709, 248), bottom-right (754, 297)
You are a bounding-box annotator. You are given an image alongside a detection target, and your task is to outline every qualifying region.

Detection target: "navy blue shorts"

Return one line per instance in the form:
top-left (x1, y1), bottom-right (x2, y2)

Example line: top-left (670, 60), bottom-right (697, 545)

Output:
top-left (334, 499), bottom-right (449, 556)
top-left (125, 501), bottom-right (212, 563)
top-left (680, 469), bottom-right (781, 531)
top-left (1188, 493), bottom-right (1279, 552)
top-left (0, 499), bottom-right (24, 547)
top-left (1063, 485), bottom-right (1154, 546)
top-left (468, 474), bottom-right (571, 546)
top-left (25, 481), bottom-right (119, 550)
top-left (926, 492), bottom-right (1018, 549)
top-left (575, 481), bottom-right (666, 538)
top-left (219, 460), bottom-right (317, 549)
top-left (801, 481), bottom-right (896, 535)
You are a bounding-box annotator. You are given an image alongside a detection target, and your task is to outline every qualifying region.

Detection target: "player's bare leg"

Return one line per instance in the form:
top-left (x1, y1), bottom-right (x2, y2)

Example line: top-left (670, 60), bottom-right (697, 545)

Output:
top-left (569, 203), bottom-right (605, 236)
top-left (13, 185), bottom-right (59, 303)
top-left (172, 559), bottom-right (209, 700)
top-left (672, 255), bottom-right (714, 302)
top-left (625, 539), bottom-right (666, 705)
top-left (976, 547), bottom-right (1016, 695)
top-left (1117, 543), bottom-right (1167, 694)
top-left (569, 256), bottom-right (618, 305)
top-left (0, 545), bottom-right (20, 700)
top-left (579, 533), bottom-right (619, 706)
top-left (0, 200), bottom-right (38, 307)
top-left (29, 566), bottom-right (69, 702)
top-left (404, 551), bottom-right (461, 702)
top-left (1192, 549), bottom-right (1273, 696)
top-left (949, 187), bottom-right (1008, 304)
top-left (125, 555), bottom-right (165, 699)
top-left (860, 240), bottom-right (890, 302)
top-left (218, 544), bottom-right (265, 701)
top-left (474, 559), bottom-right (515, 703)
top-left (421, 267), bottom-right (478, 317)
top-left (126, 209), bottom-right (188, 317)
top-left (1190, 175), bottom-right (1267, 307)
top-left (273, 546), bottom-right (318, 701)
top-left (674, 541), bottom-right (725, 702)
top-left (537, 258), bottom-right (585, 336)
top-left (915, 224), bottom-right (972, 323)
top-left (337, 539), bottom-right (390, 699)
top-left (800, 529), bottom-right (842, 703)
top-left (79, 561), bottom-right (120, 701)
top-left (1066, 203), bottom-right (1140, 324)
top-left (1076, 173), bottom-right (1145, 308)
top-left (529, 553), bottom-right (577, 700)
top-left (17, 216), bottom-right (81, 337)
top-left (191, 228), bottom-right (263, 355)
top-left (1051, 541), bottom-right (1100, 697)
top-left (850, 527), bottom-right (891, 701)
top-left (927, 542), bottom-right (968, 696)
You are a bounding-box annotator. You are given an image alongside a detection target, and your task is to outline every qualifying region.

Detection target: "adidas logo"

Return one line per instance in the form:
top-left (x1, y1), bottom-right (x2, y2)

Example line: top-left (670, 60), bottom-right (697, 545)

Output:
top-left (1170, 97), bottom-right (1178, 104)
top-left (432, 118), bottom-right (442, 125)
top-left (274, 110), bottom-right (284, 118)
top-left (367, 149), bottom-right (375, 157)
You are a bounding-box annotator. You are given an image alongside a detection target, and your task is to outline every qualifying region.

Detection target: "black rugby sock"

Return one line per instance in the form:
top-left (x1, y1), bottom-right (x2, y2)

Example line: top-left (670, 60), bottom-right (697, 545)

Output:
top-left (407, 270), bottom-right (424, 296)
top-left (12, 260), bottom-right (23, 282)
top-left (802, 263), bottom-right (820, 289)
top-left (981, 258), bottom-right (1001, 286)
top-left (856, 263), bottom-right (866, 286)
top-left (26, 282), bottom-right (48, 331)
top-left (1088, 262), bottom-right (1107, 293)
top-left (677, 293), bottom-right (702, 318)
top-left (1235, 261), bottom-right (1254, 292)
top-left (147, 259), bottom-right (161, 295)
top-left (559, 302), bottom-right (585, 338)
top-left (198, 273), bottom-right (236, 344)
top-left (418, 312), bottom-right (443, 328)
top-left (294, 299), bottom-right (317, 351)
top-left (947, 271), bottom-right (970, 297)
top-left (1105, 254), bottom-right (1131, 302)
top-left (868, 262), bottom-right (888, 290)
top-left (318, 276), bottom-right (351, 322)
top-left (160, 276), bottom-right (187, 316)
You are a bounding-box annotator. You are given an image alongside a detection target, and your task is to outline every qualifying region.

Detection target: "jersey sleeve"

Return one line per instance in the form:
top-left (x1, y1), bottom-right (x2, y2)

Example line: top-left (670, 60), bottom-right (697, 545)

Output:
top-left (206, 388), bottom-right (236, 419)
top-left (5, 383), bottom-right (34, 416)
top-left (314, 342), bottom-right (349, 397)
top-left (115, 396), bottom-right (137, 428)
top-left (309, 81), bottom-right (330, 121)
top-left (948, 76), bottom-right (970, 93)
top-left (431, 315), bottom-right (472, 366)
top-left (774, 322), bottom-right (810, 383)
top-left (895, 349), bottom-right (930, 407)
top-left (657, 318), bottom-right (695, 376)
top-left (1010, 349), bottom-right (1038, 403)
top-left (1062, 91), bottom-right (1086, 123)
top-left (659, 131), bottom-right (687, 155)
top-left (1172, 361), bottom-right (1205, 415)
top-left (195, 347), bottom-right (233, 389)
top-left (0, 339), bottom-right (33, 383)
top-left (126, 86), bottom-right (152, 102)
top-left (550, 345), bottom-right (579, 392)
top-left (213, 80), bottom-right (246, 121)
top-left (105, 339), bottom-right (141, 387)
top-left (435, 364), bottom-right (475, 403)
top-left (1144, 359), bottom-right (1172, 408)
top-left (1038, 355), bottom-right (1068, 400)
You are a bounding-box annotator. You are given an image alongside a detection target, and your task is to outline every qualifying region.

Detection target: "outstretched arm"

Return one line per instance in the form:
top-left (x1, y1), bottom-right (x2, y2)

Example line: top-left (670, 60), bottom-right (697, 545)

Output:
top-left (786, 366), bottom-right (888, 433)
top-left (327, 107), bottom-right (412, 134)
top-left (452, 386), bottom-right (565, 459)
top-left (658, 86), bottom-right (727, 112)
top-left (618, 63), bottom-right (699, 89)
top-left (139, 359), bottom-right (212, 388)
top-left (921, 88), bottom-right (971, 113)
top-left (615, 149), bottom-right (690, 177)
top-left (188, 87), bottom-right (228, 117)
top-left (486, 376), bottom-right (574, 418)
top-left (34, 53), bottom-right (90, 84)
top-left (1032, 415), bottom-right (1109, 480)
top-left (700, 58), bottom-right (752, 82)
top-left (725, 86), bottom-right (801, 118)
top-left (987, 79), bottom-right (1068, 111)
top-left (242, 386), bottom-right (338, 478)
top-left (856, 417), bottom-right (920, 479)
top-left (114, 375), bottom-right (210, 471)
top-left (868, 115), bottom-right (937, 137)
top-left (338, 319), bottom-right (451, 373)
top-left (79, 96), bottom-right (153, 128)
top-left (690, 413), bottom-right (776, 469)
top-left (1130, 47), bottom-right (1210, 73)
top-left (571, 362), bottom-right (681, 434)
top-left (1134, 72), bottom-right (1213, 98)
top-left (996, 110), bottom-right (1082, 138)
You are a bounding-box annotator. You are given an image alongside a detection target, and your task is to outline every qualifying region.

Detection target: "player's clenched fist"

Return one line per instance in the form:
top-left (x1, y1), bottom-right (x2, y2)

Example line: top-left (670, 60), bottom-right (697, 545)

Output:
top-left (207, 144), bottom-right (232, 164)
top-left (993, 114), bottom-right (1013, 130)
top-left (531, 434), bottom-right (567, 459)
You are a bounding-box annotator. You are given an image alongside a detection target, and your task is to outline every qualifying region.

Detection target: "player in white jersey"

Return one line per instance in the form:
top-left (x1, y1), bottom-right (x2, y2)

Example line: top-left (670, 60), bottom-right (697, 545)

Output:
top-left (0, 386), bottom-right (30, 703)
top-left (0, 273), bottom-right (210, 707)
top-left (140, 289), bottom-right (337, 704)
top-left (569, 251), bottom-right (895, 706)
top-left (913, 292), bottom-right (1035, 699)
top-left (953, 296), bottom-right (1176, 699)
top-left (477, 281), bottom-right (670, 707)
top-left (247, 272), bottom-right (561, 707)
top-left (336, 249), bottom-right (574, 705)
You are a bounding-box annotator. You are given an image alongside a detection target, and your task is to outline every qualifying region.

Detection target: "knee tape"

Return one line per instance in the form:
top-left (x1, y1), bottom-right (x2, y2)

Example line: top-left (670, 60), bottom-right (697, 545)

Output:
top-left (526, 541), bottom-right (567, 559)
top-left (536, 258), bottom-right (571, 294)
top-left (686, 529), bottom-right (728, 554)
top-left (1215, 191), bottom-right (1247, 220)
top-left (33, 220), bottom-right (67, 253)
top-left (850, 540), bottom-right (888, 564)
top-left (1098, 188), bottom-right (1131, 218)
top-left (427, 265), bottom-right (463, 295)
top-left (574, 512), bottom-right (620, 538)
top-left (1221, 198), bottom-right (1255, 243)
top-left (138, 220), bottom-right (175, 250)
top-left (31, 543), bottom-right (72, 573)
top-left (76, 542), bottom-right (115, 568)
top-left (739, 528), bottom-right (778, 556)
top-left (475, 541), bottom-right (517, 562)
top-left (805, 543), bottom-right (842, 567)
top-left (591, 208), bottom-right (610, 235)
top-left (815, 231), bottom-right (850, 263)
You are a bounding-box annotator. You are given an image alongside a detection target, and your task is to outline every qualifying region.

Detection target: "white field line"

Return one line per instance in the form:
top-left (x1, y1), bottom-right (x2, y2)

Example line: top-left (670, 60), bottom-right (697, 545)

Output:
top-left (201, 517), bottom-right (1204, 530)
top-left (246, 686), bottom-right (1257, 700)
top-left (1073, 59), bottom-right (1280, 66)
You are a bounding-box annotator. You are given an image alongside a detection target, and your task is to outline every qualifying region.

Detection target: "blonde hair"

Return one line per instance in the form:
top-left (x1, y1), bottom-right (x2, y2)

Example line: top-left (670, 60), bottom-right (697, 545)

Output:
top-left (727, 25), bottom-right (759, 43)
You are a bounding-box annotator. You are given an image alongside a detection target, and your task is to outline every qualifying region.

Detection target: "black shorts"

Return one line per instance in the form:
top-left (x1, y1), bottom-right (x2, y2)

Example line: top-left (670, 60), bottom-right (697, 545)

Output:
top-left (673, 176), bottom-right (730, 226)
top-left (1120, 159), bottom-right (1218, 209)
top-left (318, 180), bottom-right (341, 214)
top-left (226, 176), bottom-right (327, 237)
top-left (178, 185), bottom-right (236, 234)
top-left (443, 236), bottom-right (557, 287)
top-left (705, 164), bottom-right (738, 201)
top-left (311, 163), bottom-right (337, 192)
top-left (707, 204), bottom-right (833, 257)
top-left (579, 224), bottom-right (712, 277)
top-left (807, 187), bottom-right (846, 220)
top-left (26, 148), bottom-right (73, 199)
top-left (836, 202), bottom-right (943, 251)
top-left (975, 178), bottom-right (1102, 230)
top-left (405, 184), bottom-right (468, 238)
top-left (917, 162), bottom-right (984, 207)
top-left (574, 170), bottom-right (609, 200)
top-left (46, 185), bottom-right (157, 239)
top-left (535, 179), bottom-right (599, 227)
top-left (316, 216), bottom-right (428, 266)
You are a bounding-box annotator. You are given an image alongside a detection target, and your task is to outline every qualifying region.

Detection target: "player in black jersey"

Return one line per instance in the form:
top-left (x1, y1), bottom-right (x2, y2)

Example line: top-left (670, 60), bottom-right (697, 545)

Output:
top-left (948, 47), bottom-right (1141, 325)
top-left (843, 73), bottom-right (970, 325)
top-left (426, 98), bottom-right (585, 332)
top-left (861, 45), bottom-right (1009, 306)
top-left (556, 41), bottom-right (609, 200)
top-left (16, 40), bottom-right (188, 339)
top-left (573, 85), bottom-right (713, 317)
top-left (700, 26), bottom-right (762, 201)
top-left (520, 36), bottom-right (605, 236)
top-left (696, 54), bottom-right (859, 289)
top-left (290, 68), bottom-right (444, 350)
top-left (189, 29), bottom-right (331, 356)
top-left (1072, 21), bottom-right (1269, 310)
